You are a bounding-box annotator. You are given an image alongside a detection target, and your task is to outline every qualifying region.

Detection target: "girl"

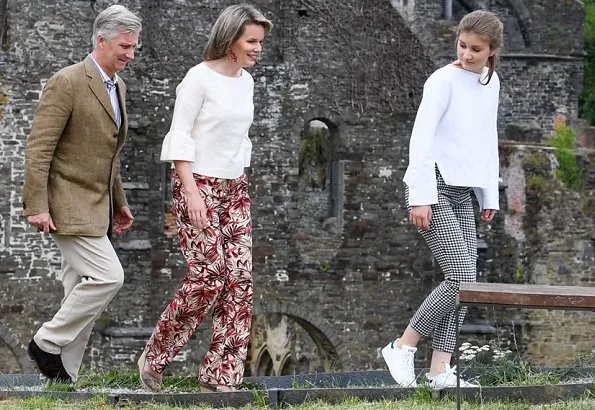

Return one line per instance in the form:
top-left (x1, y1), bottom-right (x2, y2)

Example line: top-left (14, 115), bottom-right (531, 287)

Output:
top-left (137, 4), bottom-right (272, 392)
top-left (382, 10), bottom-right (503, 389)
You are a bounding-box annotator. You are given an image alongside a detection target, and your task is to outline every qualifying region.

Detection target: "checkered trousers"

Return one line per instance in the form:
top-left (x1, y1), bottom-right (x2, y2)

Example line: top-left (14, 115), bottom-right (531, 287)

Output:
top-left (406, 168), bottom-right (477, 353)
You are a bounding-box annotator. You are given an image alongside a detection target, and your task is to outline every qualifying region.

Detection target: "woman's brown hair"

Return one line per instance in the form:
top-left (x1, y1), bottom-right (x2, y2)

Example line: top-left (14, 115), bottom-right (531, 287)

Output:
top-left (203, 4), bottom-right (273, 61)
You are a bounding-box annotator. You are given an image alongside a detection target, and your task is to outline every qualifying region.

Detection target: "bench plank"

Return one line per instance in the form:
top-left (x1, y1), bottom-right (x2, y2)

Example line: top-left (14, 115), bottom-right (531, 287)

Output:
top-left (458, 283), bottom-right (595, 310)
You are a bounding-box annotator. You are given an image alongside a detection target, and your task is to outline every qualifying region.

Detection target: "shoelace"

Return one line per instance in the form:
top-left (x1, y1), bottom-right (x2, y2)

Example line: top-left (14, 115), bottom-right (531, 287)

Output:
top-left (401, 350), bottom-right (416, 380)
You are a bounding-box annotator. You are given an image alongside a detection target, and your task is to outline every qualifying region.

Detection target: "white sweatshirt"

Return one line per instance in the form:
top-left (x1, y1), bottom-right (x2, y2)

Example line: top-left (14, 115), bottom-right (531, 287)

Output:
top-left (160, 62), bottom-right (254, 179)
top-left (403, 64), bottom-right (500, 211)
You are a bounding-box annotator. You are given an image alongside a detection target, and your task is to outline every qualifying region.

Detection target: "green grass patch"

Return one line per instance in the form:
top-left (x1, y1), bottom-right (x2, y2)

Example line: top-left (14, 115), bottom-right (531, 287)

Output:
top-left (526, 175), bottom-right (549, 193)
top-left (476, 360), bottom-right (561, 386)
top-left (1, 396), bottom-right (595, 409)
top-left (76, 367), bottom-right (141, 390)
top-left (76, 366), bottom-right (269, 393)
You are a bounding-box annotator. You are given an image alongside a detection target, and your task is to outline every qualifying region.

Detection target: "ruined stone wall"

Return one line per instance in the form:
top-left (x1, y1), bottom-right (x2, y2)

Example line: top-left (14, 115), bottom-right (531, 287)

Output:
top-left (0, 0), bottom-right (149, 372)
top-left (498, 145), bottom-right (595, 365)
top-left (0, 0), bottom-right (592, 375)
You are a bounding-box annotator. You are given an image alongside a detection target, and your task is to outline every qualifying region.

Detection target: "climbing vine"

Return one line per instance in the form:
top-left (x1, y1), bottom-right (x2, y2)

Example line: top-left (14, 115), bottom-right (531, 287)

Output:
top-left (580, 0), bottom-right (595, 124)
top-left (547, 122), bottom-right (583, 192)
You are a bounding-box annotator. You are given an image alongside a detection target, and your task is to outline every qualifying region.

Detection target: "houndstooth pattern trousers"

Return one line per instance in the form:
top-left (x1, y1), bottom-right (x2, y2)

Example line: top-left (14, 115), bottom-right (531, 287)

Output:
top-left (406, 168), bottom-right (477, 353)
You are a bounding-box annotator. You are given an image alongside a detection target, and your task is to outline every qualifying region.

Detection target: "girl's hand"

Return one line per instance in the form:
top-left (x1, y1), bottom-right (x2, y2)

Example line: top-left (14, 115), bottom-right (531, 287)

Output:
top-left (480, 209), bottom-right (497, 223)
top-left (410, 205), bottom-right (432, 231)
top-left (187, 191), bottom-right (209, 229)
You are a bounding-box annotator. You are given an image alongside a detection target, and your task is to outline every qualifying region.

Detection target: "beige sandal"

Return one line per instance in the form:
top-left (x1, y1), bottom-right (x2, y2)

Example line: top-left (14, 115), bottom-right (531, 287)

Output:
top-left (137, 349), bottom-right (162, 392)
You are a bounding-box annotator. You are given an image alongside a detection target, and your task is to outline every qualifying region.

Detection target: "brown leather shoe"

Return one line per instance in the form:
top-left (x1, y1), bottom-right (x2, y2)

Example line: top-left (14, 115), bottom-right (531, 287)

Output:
top-left (27, 339), bottom-right (71, 383)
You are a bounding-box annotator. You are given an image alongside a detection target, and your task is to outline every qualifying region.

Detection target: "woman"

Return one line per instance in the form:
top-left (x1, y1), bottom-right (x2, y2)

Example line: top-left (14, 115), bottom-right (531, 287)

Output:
top-left (382, 10), bottom-right (503, 389)
top-left (138, 4), bottom-right (272, 392)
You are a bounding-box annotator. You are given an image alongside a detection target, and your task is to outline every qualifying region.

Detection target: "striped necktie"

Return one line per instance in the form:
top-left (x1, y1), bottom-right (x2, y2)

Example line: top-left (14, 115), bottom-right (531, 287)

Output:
top-left (104, 79), bottom-right (116, 92)
top-left (104, 79), bottom-right (122, 129)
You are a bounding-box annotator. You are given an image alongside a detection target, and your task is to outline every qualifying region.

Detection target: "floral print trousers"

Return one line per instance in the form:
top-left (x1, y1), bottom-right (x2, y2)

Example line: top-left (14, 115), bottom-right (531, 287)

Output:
top-left (145, 171), bottom-right (253, 387)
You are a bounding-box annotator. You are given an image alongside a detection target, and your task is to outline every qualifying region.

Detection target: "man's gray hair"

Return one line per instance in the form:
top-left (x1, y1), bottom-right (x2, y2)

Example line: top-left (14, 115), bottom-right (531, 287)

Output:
top-left (92, 5), bottom-right (142, 48)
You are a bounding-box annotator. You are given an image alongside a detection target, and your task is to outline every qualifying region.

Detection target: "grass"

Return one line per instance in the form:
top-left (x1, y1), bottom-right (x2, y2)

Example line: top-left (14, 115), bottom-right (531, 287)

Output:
top-left (2, 354), bottom-right (593, 409)
top-left (458, 342), bottom-right (594, 387)
top-left (474, 360), bottom-right (561, 387)
top-left (1, 395), bottom-right (595, 409)
top-left (29, 355), bottom-right (595, 392)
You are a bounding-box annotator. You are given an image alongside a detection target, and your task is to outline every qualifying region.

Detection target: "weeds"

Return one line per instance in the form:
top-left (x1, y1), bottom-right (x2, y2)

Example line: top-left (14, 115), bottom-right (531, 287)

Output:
top-left (547, 123), bottom-right (583, 191)
top-left (458, 341), bottom-right (567, 386)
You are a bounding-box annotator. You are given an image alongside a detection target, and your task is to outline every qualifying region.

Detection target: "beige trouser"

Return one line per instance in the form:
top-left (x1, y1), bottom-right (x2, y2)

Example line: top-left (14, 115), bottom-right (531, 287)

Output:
top-left (34, 235), bottom-right (124, 381)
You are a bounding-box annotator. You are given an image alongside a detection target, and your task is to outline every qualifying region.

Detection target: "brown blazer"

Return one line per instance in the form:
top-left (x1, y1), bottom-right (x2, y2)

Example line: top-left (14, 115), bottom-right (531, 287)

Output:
top-left (23, 55), bottom-right (129, 236)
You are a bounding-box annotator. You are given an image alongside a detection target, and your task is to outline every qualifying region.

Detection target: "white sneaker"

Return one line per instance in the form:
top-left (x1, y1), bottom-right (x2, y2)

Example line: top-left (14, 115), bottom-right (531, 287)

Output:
top-left (381, 339), bottom-right (418, 387)
top-left (427, 364), bottom-right (479, 389)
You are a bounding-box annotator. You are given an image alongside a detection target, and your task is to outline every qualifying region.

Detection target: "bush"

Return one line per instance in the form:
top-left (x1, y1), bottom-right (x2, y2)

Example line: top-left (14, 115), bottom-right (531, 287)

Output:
top-left (547, 124), bottom-right (583, 191)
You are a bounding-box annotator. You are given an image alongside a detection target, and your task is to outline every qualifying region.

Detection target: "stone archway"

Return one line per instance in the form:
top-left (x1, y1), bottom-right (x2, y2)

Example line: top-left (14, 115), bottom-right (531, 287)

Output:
top-left (247, 302), bottom-right (344, 376)
top-left (293, 113), bottom-right (345, 276)
top-left (0, 326), bottom-right (34, 373)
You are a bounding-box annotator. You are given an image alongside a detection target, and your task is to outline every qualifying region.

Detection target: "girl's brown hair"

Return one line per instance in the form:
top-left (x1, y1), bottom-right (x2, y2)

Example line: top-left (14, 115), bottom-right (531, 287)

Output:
top-left (456, 10), bottom-right (504, 85)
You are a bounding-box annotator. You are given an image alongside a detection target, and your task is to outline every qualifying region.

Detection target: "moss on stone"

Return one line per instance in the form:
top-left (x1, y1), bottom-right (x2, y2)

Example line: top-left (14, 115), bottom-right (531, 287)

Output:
top-left (526, 174), bottom-right (549, 193)
top-left (582, 195), bottom-right (595, 216)
top-left (95, 313), bottom-right (114, 330)
top-left (500, 144), bottom-right (518, 168)
top-left (522, 151), bottom-right (550, 176)
top-left (547, 124), bottom-right (584, 191)
top-left (515, 265), bottom-right (525, 284)
top-left (299, 127), bottom-right (329, 189)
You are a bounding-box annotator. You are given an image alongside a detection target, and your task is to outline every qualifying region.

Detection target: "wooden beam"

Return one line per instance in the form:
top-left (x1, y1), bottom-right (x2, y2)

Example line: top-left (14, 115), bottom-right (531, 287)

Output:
top-left (458, 283), bottom-right (595, 310)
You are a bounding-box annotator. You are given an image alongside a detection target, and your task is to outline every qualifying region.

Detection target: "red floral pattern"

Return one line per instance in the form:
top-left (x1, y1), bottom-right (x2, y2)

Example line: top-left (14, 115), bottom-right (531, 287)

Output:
top-left (145, 171), bottom-right (253, 387)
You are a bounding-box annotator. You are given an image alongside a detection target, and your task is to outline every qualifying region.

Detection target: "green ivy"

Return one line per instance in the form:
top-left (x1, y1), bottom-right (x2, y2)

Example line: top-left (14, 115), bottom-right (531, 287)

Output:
top-left (580, 0), bottom-right (595, 124)
top-left (547, 125), bottom-right (583, 191)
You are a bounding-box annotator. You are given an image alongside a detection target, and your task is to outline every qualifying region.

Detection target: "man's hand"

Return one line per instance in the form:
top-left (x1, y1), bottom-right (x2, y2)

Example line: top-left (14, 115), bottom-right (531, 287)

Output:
top-left (27, 212), bottom-right (56, 234)
top-left (113, 206), bottom-right (134, 234)
top-left (410, 205), bottom-right (432, 231)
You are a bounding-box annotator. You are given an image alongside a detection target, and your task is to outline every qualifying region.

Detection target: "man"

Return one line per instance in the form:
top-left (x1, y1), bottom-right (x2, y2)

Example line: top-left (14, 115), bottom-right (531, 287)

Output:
top-left (22, 5), bottom-right (141, 383)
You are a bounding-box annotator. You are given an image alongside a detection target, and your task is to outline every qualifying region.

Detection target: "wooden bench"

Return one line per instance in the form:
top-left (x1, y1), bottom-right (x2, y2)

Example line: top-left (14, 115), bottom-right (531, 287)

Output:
top-left (454, 283), bottom-right (595, 409)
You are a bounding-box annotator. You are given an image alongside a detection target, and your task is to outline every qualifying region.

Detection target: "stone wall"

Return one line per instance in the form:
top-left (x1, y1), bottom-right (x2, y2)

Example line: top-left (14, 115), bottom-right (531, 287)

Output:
top-left (499, 145), bottom-right (595, 364)
top-left (0, 0), bottom-right (592, 375)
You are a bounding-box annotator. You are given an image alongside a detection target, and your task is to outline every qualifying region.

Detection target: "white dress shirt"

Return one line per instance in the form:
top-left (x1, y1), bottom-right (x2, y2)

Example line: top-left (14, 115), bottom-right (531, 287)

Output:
top-left (90, 54), bottom-right (121, 129)
top-left (160, 62), bottom-right (254, 179)
top-left (403, 64), bottom-right (500, 211)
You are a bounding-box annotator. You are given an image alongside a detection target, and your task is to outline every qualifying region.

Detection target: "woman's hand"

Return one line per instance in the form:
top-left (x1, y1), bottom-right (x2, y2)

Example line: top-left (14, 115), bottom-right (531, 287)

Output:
top-left (410, 205), bottom-right (432, 231)
top-left (480, 208), bottom-right (497, 223)
top-left (186, 191), bottom-right (209, 230)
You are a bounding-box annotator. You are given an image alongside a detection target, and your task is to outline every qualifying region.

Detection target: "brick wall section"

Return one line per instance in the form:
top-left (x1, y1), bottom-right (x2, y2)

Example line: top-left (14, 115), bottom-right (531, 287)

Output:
top-left (0, 0), bottom-right (592, 374)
